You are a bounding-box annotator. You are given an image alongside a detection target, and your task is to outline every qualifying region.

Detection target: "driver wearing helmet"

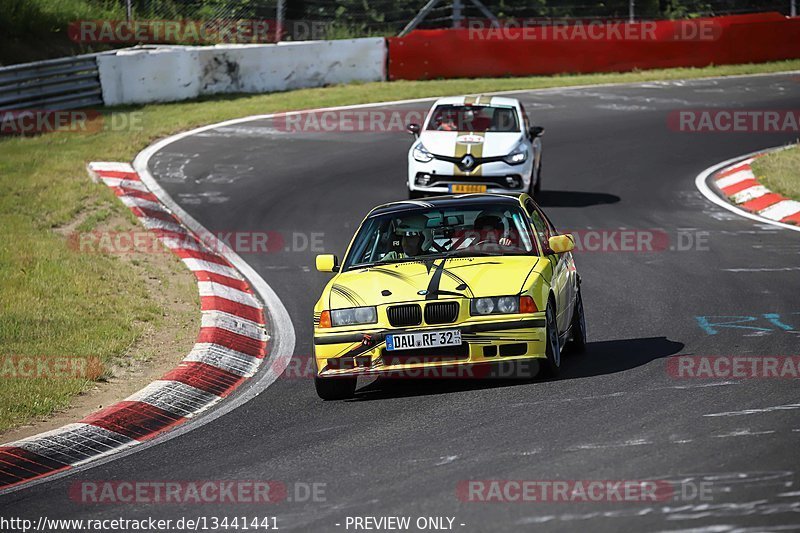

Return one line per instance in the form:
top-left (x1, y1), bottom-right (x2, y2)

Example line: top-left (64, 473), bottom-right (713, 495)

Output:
top-left (473, 211), bottom-right (513, 247)
top-left (436, 110), bottom-right (459, 131)
top-left (382, 214), bottom-right (433, 261)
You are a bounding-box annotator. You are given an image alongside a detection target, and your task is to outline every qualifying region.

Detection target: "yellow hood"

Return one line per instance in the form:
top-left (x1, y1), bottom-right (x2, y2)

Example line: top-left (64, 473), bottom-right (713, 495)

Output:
top-left (325, 256), bottom-right (541, 308)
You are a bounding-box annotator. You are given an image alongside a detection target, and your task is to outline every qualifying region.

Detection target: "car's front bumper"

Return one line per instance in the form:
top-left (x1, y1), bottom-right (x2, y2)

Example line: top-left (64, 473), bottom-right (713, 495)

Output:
top-left (313, 315), bottom-right (546, 378)
top-left (408, 156), bottom-right (533, 194)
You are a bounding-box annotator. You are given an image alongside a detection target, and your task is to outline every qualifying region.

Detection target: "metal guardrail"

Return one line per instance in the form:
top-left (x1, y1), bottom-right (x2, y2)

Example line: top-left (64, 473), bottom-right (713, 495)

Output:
top-left (0, 53), bottom-right (105, 111)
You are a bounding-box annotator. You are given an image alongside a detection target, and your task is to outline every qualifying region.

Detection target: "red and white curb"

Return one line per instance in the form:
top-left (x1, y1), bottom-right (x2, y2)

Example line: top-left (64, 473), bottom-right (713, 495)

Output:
top-left (713, 155), bottom-right (800, 225)
top-left (0, 162), bottom-right (271, 491)
top-left (695, 146), bottom-right (800, 233)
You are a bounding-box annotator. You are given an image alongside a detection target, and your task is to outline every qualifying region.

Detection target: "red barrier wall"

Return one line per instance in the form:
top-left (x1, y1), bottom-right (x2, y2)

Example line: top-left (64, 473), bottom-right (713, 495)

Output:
top-left (387, 13), bottom-right (800, 80)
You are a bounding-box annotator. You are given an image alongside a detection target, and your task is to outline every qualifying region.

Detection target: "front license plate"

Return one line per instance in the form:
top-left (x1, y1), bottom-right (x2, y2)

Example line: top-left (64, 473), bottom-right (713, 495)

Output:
top-left (450, 184), bottom-right (487, 193)
top-left (385, 330), bottom-right (462, 351)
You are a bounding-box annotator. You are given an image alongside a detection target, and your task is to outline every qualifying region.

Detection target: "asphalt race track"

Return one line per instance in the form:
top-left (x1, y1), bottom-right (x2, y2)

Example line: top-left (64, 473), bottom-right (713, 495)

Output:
top-left (3, 73), bottom-right (800, 531)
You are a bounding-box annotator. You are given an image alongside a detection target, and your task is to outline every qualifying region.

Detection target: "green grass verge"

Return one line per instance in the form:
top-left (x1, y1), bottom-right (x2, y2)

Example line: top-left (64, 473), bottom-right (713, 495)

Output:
top-left (752, 144), bottom-right (800, 204)
top-left (1, 60), bottom-right (800, 433)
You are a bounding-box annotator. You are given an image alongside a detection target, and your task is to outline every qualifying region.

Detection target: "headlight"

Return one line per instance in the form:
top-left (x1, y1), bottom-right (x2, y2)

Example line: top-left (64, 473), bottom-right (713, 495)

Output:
top-left (470, 296), bottom-right (523, 315)
top-left (330, 306), bottom-right (378, 327)
top-left (412, 143), bottom-right (434, 163)
top-left (503, 143), bottom-right (528, 165)
top-left (473, 298), bottom-right (496, 315)
top-left (497, 296), bottom-right (518, 314)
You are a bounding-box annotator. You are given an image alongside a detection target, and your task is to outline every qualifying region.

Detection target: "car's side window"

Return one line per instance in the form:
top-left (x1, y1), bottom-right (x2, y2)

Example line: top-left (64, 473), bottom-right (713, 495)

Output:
top-left (539, 207), bottom-right (558, 236)
top-left (524, 199), bottom-right (550, 252)
top-left (531, 212), bottom-right (551, 250)
top-left (520, 104), bottom-right (531, 136)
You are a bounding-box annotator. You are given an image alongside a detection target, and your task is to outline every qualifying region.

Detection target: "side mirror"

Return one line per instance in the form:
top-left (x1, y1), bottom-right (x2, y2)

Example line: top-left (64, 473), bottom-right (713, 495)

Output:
top-left (316, 254), bottom-right (339, 273)
top-left (529, 126), bottom-right (545, 138)
top-left (548, 234), bottom-right (574, 254)
top-left (406, 123), bottom-right (421, 136)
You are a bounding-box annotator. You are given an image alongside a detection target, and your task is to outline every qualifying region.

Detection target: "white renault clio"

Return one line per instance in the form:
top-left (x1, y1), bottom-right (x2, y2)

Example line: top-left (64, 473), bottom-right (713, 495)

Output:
top-left (406, 95), bottom-right (544, 199)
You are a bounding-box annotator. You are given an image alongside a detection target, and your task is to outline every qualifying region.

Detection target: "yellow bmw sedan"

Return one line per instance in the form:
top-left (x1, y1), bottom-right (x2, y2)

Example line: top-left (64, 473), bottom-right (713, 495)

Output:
top-left (312, 193), bottom-right (585, 400)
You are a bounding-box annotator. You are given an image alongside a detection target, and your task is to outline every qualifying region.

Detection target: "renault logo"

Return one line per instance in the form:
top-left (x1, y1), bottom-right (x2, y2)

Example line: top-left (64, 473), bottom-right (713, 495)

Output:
top-left (461, 154), bottom-right (475, 170)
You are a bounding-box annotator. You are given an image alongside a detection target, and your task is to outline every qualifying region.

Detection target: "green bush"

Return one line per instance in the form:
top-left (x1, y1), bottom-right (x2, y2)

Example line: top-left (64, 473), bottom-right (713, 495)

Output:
top-left (0, 0), bottom-right (123, 41)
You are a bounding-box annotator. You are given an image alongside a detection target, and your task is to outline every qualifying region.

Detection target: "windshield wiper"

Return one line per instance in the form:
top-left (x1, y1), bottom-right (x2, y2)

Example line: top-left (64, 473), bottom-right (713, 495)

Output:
top-left (361, 256), bottom-right (440, 267)
top-left (349, 251), bottom-right (505, 270)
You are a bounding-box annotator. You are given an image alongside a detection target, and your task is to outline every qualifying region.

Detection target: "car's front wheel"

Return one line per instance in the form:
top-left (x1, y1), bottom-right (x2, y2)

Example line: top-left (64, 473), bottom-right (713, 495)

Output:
top-left (314, 376), bottom-right (357, 400)
top-left (531, 156), bottom-right (542, 197)
top-left (408, 188), bottom-right (425, 199)
top-left (540, 299), bottom-right (561, 378)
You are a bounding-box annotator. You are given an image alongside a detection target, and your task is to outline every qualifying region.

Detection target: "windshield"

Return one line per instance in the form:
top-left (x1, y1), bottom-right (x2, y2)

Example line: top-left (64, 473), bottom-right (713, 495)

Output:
top-left (425, 105), bottom-right (520, 132)
top-left (343, 204), bottom-right (537, 270)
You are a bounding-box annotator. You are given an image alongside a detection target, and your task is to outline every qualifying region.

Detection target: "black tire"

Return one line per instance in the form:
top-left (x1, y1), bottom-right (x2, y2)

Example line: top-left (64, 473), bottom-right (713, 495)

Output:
top-left (540, 299), bottom-right (561, 378)
top-left (568, 288), bottom-right (587, 353)
top-left (533, 157), bottom-right (542, 196)
top-left (314, 376), bottom-right (357, 400)
top-left (408, 188), bottom-right (425, 199)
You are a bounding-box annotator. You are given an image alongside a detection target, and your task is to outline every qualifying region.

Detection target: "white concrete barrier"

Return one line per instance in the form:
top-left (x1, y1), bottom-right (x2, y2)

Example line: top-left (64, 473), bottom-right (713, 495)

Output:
top-left (98, 39), bottom-right (386, 106)
top-left (98, 47), bottom-right (202, 105)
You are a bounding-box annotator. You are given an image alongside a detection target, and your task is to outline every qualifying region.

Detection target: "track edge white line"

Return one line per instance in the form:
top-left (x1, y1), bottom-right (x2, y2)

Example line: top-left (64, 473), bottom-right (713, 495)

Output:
top-left (694, 144), bottom-right (800, 233)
